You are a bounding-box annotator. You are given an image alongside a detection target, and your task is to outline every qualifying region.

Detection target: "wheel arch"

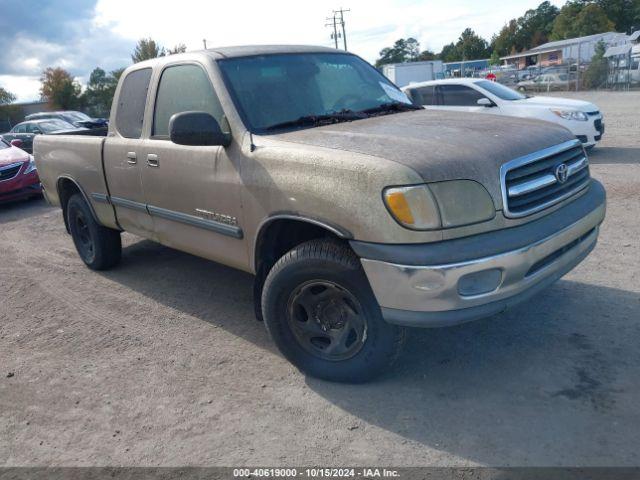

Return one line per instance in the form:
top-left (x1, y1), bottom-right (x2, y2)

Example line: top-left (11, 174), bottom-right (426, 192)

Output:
top-left (56, 176), bottom-right (100, 234)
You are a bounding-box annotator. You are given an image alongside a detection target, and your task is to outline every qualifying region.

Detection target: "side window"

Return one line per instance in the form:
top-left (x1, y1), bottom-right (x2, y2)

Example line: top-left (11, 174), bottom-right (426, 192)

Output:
top-left (115, 68), bottom-right (152, 139)
top-left (438, 85), bottom-right (485, 106)
top-left (153, 64), bottom-right (224, 138)
top-left (411, 86), bottom-right (436, 106)
top-left (14, 124), bottom-right (26, 133)
top-left (25, 123), bottom-right (40, 133)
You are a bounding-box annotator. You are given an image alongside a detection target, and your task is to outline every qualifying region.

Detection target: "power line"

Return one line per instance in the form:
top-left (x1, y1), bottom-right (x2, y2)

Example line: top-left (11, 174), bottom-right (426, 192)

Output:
top-left (326, 8), bottom-right (350, 51)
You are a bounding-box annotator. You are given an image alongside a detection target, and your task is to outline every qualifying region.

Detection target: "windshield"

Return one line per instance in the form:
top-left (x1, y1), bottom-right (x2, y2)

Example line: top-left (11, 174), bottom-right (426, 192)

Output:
top-left (476, 80), bottom-right (526, 101)
top-left (39, 120), bottom-right (76, 133)
top-left (218, 52), bottom-right (413, 133)
top-left (0, 139), bottom-right (9, 150)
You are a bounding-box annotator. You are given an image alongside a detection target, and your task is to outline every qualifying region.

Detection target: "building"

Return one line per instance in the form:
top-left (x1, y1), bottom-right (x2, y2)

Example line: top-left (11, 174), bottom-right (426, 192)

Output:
top-left (443, 59), bottom-right (490, 77)
top-left (500, 32), bottom-right (629, 70)
top-left (604, 31), bottom-right (640, 87)
top-left (381, 60), bottom-right (444, 87)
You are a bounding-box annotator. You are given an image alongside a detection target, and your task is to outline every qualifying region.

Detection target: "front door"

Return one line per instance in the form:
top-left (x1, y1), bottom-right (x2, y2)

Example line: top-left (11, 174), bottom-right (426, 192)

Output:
top-left (433, 84), bottom-right (490, 113)
top-left (140, 62), bottom-right (247, 270)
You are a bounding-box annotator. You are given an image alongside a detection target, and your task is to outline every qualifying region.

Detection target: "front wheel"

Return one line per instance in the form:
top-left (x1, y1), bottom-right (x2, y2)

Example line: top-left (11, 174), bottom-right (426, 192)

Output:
top-left (67, 193), bottom-right (122, 270)
top-left (262, 239), bottom-right (405, 383)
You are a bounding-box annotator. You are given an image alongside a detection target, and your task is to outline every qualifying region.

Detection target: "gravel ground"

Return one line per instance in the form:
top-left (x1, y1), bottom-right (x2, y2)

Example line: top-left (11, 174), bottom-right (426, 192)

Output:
top-left (1, 91), bottom-right (639, 467)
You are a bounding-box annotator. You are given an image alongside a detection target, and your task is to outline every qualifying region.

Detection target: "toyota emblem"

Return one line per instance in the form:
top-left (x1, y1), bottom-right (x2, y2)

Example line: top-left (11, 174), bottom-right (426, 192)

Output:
top-left (555, 163), bottom-right (569, 183)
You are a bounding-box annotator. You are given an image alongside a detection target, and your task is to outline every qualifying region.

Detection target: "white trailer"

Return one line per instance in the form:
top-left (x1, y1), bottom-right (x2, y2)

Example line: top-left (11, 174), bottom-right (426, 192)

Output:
top-left (382, 61), bottom-right (444, 87)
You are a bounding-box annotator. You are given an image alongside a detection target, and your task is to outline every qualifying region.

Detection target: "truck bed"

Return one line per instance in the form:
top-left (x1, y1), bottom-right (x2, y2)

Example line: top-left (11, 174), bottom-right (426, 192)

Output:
top-left (34, 135), bottom-right (119, 230)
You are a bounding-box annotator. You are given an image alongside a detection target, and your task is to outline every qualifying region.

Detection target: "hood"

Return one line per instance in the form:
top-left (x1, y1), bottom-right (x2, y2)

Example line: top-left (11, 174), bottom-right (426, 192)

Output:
top-left (515, 95), bottom-right (598, 112)
top-left (0, 145), bottom-right (29, 167)
top-left (267, 109), bottom-right (575, 208)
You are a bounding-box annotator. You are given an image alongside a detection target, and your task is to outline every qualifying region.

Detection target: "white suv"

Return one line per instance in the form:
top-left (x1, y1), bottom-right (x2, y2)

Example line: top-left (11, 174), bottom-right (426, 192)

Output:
top-left (402, 78), bottom-right (604, 148)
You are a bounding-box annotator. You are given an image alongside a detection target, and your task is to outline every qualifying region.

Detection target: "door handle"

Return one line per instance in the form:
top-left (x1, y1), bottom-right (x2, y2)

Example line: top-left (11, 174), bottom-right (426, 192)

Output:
top-left (147, 154), bottom-right (159, 167)
top-left (126, 152), bottom-right (137, 164)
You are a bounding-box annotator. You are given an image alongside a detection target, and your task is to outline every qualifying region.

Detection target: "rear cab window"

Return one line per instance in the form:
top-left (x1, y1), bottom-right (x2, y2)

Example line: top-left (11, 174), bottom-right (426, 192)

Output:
top-left (115, 68), bottom-right (153, 139)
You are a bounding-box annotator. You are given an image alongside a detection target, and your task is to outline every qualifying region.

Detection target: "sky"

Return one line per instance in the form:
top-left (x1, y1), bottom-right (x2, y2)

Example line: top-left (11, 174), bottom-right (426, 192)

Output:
top-left (0, 0), bottom-right (565, 102)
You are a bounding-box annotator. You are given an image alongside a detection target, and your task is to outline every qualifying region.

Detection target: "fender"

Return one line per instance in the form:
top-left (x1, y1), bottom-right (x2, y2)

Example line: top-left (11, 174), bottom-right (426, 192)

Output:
top-left (56, 175), bottom-right (102, 233)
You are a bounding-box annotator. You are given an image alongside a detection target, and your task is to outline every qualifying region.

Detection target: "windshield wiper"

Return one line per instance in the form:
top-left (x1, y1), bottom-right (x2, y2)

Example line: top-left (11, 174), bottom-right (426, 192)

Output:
top-left (263, 110), bottom-right (365, 131)
top-left (360, 102), bottom-right (422, 116)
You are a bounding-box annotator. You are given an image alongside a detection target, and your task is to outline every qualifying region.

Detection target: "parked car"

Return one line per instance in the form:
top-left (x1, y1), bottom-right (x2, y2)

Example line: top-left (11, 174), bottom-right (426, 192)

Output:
top-left (0, 138), bottom-right (41, 203)
top-left (34, 46), bottom-right (605, 382)
top-left (1, 119), bottom-right (88, 154)
top-left (26, 111), bottom-right (108, 129)
top-left (403, 78), bottom-right (604, 148)
top-left (516, 73), bottom-right (570, 92)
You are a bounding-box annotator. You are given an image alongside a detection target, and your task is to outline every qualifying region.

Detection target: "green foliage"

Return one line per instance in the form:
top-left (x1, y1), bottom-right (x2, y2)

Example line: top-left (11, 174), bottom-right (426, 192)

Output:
top-left (551, 1), bottom-right (615, 39)
top-left (417, 50), bottom-right (437, 61)
top-left (40, 67), bottom-right (82, 110)
top-left (489, 50), bottom-right (501, 66)
top-left (593, 0), bottom-right (640, 34)
top-left (375, 38), bottom-right (420, 67)
top-left (438, 43), bottom-right (459, 62)
top-left (82, 67), bottom-right (122, 117)
top-left (583, 40), bottom-right (609, 88)
top-left (492, 2), bottom-right (560, 56)
top-left (0, 87), bottom-right (16, 105)
top-left (131, 38), bottom-right (166, 63)
top-left (456, 28), bottom-right (491, 60)
top-left (167, 44), bottom-right (187, 55)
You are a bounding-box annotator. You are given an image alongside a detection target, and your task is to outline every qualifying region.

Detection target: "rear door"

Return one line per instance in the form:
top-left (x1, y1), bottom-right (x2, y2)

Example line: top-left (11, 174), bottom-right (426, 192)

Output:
top-left (103, 67), bottom-right (156, 238)
top-left (432, 84), bottom-right (488, 113)
top-left (138, 62), bottom-right (247, 269)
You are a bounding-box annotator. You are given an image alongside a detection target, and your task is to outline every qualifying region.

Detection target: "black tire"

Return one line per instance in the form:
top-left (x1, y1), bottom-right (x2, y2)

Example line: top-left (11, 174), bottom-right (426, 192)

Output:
top-left (262, 239), bottom-right (405, 383)
top-left (67, 193), bottom-right (121, 271)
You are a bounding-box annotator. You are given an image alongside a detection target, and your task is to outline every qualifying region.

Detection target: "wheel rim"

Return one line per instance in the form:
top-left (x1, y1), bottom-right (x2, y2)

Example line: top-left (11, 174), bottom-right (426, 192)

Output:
top-left (73, 210), bottom-right (95, 262)
top-left (287, 280), bottom-right (367, 361)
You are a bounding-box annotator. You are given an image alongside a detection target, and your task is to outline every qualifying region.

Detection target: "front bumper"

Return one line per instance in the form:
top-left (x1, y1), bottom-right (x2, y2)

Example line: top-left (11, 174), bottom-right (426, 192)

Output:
top-left (571, 115), bottom-right (604, 147)
top-left (353, 180), bottom-right (606, 328)
top-left (0, 164), bottom-right (41, 203)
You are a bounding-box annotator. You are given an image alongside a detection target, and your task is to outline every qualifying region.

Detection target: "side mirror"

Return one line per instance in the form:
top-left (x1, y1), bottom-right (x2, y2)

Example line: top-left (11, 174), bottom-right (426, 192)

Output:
top-left (169, 111), bottom-right (231, 147)
top-left (10, 139), bottom-right (23, 148)
top-left (477, 98), bottom-right (495, 107)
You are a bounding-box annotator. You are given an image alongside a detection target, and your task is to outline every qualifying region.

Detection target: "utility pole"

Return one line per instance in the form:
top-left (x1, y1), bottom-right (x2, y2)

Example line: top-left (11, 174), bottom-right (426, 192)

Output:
top-left (203, 39), bottom-right (207, 49)
top-left (334, 8), bottom-right (350, 51)
top-left (326, 8), bottom-right (350, 50)
top-left (325, 13), bottom-right (339, 49)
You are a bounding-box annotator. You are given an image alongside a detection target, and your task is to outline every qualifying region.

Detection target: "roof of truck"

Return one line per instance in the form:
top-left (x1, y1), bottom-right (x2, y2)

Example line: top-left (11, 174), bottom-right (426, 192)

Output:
top-left (204, 44), bottom-right (341, 59)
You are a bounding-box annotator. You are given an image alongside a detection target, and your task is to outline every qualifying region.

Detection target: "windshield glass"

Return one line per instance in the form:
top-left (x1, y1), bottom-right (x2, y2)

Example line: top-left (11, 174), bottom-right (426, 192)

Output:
top-left (0, 139), bottom-right (9, 150)
top-left (39, 120), bottom-right (75, 132)
top-left (476, 80), bottom-right (526, 101)
top-left (218, 52), bottom-right (413, 132)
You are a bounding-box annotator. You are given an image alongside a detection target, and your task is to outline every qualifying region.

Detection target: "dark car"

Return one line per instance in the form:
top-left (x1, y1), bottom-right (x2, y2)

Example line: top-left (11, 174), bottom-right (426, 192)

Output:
top-left (25, 110), bottom-right (108, 129)
top-left (0, 138), bottom-right (41, 203)
top-left (1, 119), bottom-right (88, 154)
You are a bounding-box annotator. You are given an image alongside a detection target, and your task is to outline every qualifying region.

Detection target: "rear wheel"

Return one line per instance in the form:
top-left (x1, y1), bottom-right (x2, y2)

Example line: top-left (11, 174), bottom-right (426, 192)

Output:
top-left (67, 193), bottom-right (121, 270)
top-left (262, 239), bottom-right (404, 383)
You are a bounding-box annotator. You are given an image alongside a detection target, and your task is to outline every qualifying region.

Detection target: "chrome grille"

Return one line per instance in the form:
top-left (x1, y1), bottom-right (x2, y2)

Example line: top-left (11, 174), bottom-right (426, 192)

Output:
top-left (501, 140), bottom-right (590, 218)
top-left (0, 162), bottom-right (23, 182)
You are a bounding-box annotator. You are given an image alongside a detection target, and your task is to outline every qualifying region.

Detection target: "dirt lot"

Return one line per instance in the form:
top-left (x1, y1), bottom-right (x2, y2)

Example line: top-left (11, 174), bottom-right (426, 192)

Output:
top-left (1, 91), bottom-right (639, 467)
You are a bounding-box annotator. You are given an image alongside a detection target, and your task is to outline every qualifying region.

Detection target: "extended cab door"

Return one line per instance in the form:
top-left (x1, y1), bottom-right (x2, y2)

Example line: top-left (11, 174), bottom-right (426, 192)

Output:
top-left (103, 67), bottom-right (156, 238)
top-left (138, 62), bottom-right (247, 270)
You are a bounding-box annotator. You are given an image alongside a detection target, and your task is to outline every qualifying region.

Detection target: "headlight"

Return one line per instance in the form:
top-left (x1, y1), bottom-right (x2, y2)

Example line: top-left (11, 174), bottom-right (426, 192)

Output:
top-left (383, 180), bottom-right (495, 230)
top-left (23, 155), bottom-right (37, 175)
top-left (550, 109), bottom-right (588, 121)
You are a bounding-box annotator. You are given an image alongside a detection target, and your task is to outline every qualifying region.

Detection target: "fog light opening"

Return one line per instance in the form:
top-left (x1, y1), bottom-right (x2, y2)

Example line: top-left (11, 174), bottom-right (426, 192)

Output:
top-left (458, 268), bottom-right (502, 297)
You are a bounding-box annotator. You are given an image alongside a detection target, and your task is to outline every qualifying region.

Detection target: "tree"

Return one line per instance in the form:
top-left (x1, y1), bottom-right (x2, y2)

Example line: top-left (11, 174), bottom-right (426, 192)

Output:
top-left (583, 40), bottom-right (608, 88)
top-left (40, 67), bottom-right (81, 109)
top-left (594, 0), bottom-right (640, 34)
top-left (82, 67), bottom-right (123, 117)
top-left (132, 38), bottom-right (165, 63)
top-left (456, 28), bottom-right (491, 60)
top-left (551, 1), bottom-right (614, 39)
top-left (491, 2), bottom-right (559, 57)
top-left (0, 87), bottom-right (16, 105)
top-left (489, 50), bottom-right (501, 66)
top-left (417, 50), bottom-right (437, 61)
top-left (438, 42), bottom-right (459, 62)
top-left (167, 44), bottom-right (187, 55)
top-left (375, 38), bottom-right (421, 67)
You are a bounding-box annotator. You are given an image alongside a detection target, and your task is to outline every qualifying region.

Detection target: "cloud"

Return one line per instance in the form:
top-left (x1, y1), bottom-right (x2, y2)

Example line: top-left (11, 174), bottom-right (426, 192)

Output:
top-left (0, 0), bottom-right (566, 101)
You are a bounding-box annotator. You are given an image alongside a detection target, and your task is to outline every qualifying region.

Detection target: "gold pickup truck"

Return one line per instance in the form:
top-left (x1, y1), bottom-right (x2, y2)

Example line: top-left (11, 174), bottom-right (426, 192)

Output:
top-left (34, 45), bottom-right (606, 382)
